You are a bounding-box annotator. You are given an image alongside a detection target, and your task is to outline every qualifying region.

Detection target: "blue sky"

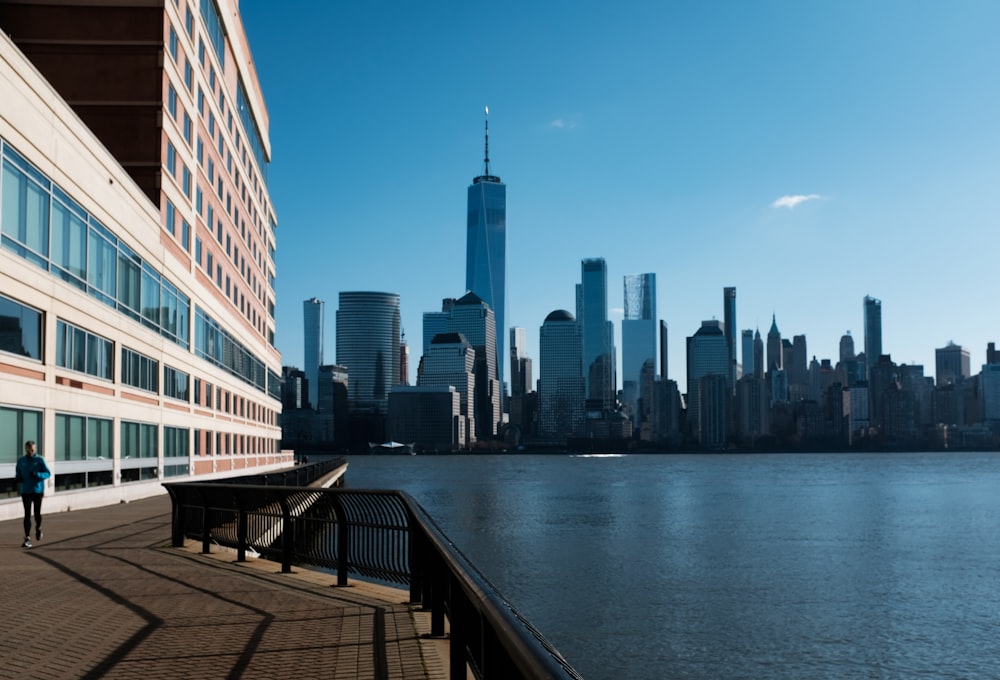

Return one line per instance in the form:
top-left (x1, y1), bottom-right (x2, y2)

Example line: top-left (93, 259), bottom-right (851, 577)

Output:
top-left (242, 1), bottom-right (1000, 388)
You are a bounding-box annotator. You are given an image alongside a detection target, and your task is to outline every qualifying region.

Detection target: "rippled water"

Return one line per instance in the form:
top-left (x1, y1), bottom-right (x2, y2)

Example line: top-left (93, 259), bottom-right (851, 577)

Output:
top-left (342, 452), bottom-right (1000, 679)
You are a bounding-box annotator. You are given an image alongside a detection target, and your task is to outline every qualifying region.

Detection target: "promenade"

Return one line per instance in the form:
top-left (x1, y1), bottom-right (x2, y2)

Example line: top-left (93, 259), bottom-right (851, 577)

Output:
top-left (0, 492), bottom-right (448, 680)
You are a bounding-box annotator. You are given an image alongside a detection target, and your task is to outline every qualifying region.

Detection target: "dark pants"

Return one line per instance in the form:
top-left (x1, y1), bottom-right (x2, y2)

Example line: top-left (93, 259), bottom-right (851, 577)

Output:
top-left (22, 493), bottom-right (43, 536)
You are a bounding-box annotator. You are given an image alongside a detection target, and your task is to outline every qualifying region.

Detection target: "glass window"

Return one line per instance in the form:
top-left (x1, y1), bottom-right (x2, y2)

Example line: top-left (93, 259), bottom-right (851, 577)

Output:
top-left (164, 426), bottom-right (189, 458)
top-left (168, 25), bottom-right (178, 62)
top-left (117, 243), bottom-right (141, 320)
top-left (55, 320), bottom-right (112, 380)
top-left (166, 199), bottom-right (176, 235)
top-left (121, 421), bottom-right (158, 459)
top-left (182, 166), bottom-right (191, 198)
top-left (0, 406), bottom-right (42, 467)
top-left (200, 0), bottom-right (225, 70)
top-left (140, 263), bottom-right (160, 329)
top-left (87, 219), bottom-right (117, 305)
top-left (185, 7), bottom-right (194, 36)
top-left (121, 347), bottom-right (159, 393)
top-left (0, 293), bottom-right (43, 360)
top-left (2, 152), bottom-right (50, 262)
top-left (167, 84), bottom-right (177, 120)
top-left (184, 60), bottom-right (193, 92)
top-left (198, 38), bottom-right (206, 67)
top-left (166, 141), bottom-right (176, 177)
top-left (164, 365), bottom-right (190, 401)
top-left (183, 113), bottom-right (192, 145)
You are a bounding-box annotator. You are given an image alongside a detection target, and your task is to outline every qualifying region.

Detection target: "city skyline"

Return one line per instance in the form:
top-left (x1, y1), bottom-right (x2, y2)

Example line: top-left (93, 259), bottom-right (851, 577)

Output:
top-left (241, 3), bottom-right (1000, 390)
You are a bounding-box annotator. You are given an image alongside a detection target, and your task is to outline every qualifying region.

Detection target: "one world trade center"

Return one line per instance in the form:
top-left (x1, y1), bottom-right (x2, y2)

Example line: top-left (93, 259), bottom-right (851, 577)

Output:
top-left (466, 107), bottom-right (506, 386)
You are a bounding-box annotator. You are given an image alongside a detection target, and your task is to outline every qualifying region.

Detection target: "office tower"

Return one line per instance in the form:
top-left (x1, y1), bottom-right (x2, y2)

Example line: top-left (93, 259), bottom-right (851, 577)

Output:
top-left (281, 367), bottom-right (307, 411)
top-left (988, 343), bottom-right (1000, 365)
top-left (660, 320), bottom-right (669, 380)
top-left (766, 314), bottom-right (782, 373)
top-left (399, 333), bottom-right (410, 386)
top-left (840, 332), bottom-right (856, 362)
top-left (863, 296), bottom-right (882, 380)
top-left (418, 333), bottom-right (477, 446)
top-left (336, 292), bottom-right (401, 414)
top-left (736, 375), bottom-right (769, 445)
top-left (741, 329), bottom-right (754, 379)
top-left (316, 364), bottom-right (349, 443)
top-left (935, 342), bottom-right (970, 385)
top-left (868, 354), bottom-right (897, 431)
top-left (787, 334), bottom-right (808, 392)
top-left (578, 258), bottom-right (616, 413)
top-left (422, 298), bottom-right (456, 357)
top-left (0, 1), bottom-right (287, 512)
top-left (724, 287), bottom-right (737, 393)
top-left (753, 329), bottom-right (764, 379)
top-left (303, 298), bottom-right (324, 409)
top-left (510, 327), bottom-right (528, 397)
top-left (686, 320), bottom-right (729, 443)
top-left (539, 310), bottom-right (585, 438)
top-left (981, 364), bottom-right (1000, 423)
top-left (448, 292), bottom-right (501, 439)
top-left (466, 109), bottom-right (506, 386)
top-left (388, 386), bottom-right (464, 452)
top-left (622, 274), bottom-right (657, 422)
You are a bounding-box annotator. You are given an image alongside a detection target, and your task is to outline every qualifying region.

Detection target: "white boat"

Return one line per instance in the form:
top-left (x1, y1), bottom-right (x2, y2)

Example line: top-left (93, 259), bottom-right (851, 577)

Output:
top-left (368, 441), bottom-right (415, 455)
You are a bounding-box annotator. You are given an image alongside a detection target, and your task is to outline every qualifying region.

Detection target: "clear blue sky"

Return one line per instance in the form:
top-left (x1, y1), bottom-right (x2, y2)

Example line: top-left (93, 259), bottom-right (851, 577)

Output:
top-left (242, 1), bottom-right (1000, 389)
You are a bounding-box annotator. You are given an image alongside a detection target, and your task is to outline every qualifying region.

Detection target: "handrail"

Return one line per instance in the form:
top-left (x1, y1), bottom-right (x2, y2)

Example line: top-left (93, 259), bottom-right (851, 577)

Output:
top-left (162, 481), bottom-right (584, 680)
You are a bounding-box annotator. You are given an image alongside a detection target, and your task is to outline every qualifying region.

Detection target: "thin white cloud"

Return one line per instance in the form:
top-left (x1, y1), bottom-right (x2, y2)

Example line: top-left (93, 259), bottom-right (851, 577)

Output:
top-left (772, 194), bottom-right (822, 209)
top-left (549, 117), bottom-right (578, 130)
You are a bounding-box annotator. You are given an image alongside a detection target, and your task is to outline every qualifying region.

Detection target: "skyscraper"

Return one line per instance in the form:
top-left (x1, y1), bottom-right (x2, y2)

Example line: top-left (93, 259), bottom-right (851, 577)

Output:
top-left (448, 292), bottom-right (501, 440)
top-left (753, 329), bottom-right (764, 379)
top-left (767, 314), bottom-right (782, 373)
top-left (539, 310), bottom-right (585, 438)
top-left (863, 295), bottom-right (882, 380)
top-left (724, 287), bottom-right (737, 393)
top-left (336, 292), bottom-right (401, 414)
top-left (935, 342), bottom-right (970, 385)
top-left (578, 258), bottom-right (615, 413)
top-left (466, 108), bottom-right (506, 387)
top-left (622, 274), bottom-right (657, 422)
top-left (741, 329), bottom-right (755, 379)
top-left (303, 298), bottom-right (324, 409)
top-left (686, 320), bottom-right (729, 443)
top-left (660, 320), bottom-right (669, 380)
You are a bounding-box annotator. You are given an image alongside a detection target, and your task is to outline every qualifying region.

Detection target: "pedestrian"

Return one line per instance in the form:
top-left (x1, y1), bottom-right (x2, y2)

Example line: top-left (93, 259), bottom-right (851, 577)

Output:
top-left (15, 440), bottom-right (51, 548)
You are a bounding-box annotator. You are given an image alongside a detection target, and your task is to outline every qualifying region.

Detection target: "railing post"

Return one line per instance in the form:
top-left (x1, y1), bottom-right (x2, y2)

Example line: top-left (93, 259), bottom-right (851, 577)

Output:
top-left (449, 575), bottom-right (468, 679)
top-left (279, 494), bottom-right (293, 573)
top-left (236, 492), bottom-right (248, 562)
top-left (164, 485), bottom-right (185, 548)
top-left (200, 489), bottom-right (211, 554)
top-left (408, 510), bottom-right (422, 604)
top-left (333, 492), bottom-right (349, 586)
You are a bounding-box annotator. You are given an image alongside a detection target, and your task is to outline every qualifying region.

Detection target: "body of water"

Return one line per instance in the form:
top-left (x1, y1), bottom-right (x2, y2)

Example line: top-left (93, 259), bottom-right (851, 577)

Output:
top-left (341, 452), bottom-right (1000, 679)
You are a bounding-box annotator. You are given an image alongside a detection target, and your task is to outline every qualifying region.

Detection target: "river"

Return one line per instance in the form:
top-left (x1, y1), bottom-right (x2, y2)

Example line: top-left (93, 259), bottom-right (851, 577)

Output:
top-left (341, 451), bottom-right (1000, 679)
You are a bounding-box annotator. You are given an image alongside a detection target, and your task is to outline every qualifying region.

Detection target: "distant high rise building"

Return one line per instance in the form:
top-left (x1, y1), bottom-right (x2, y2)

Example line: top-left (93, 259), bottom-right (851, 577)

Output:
top-left (509, 327), bottom-right (532, 398)
top-left (448, 292), bottom-right (501, 439)
top-left (281, 367), bottom-right (307, 411)
top-left (741, 329), bottom-right (754, 379)
top-left (863, 295), bottom-right (882, 380)
top-left (578, 258), bottom-right (615, 413)
top-left (840, 332), bottom-right (856, 362)
top-left (303, 298), bottom-right (324, 410)
top-left (336, 292), bottom-right (401, 414)
top-left (935, 342), bottom-right (970, 386)
top-left (622, 274), bottom-right (657, 421)
top-left (418, 332), bottom-right (477, 446)
top-left (988, 342), bottom-right (1000, 366)
top-left (766, 314), bottom-right (782, 373)
top-left (981, 364), bottom-right (1000, 424)
top-left (788, 334), bottom-right (808, 388)
top-left (423, 298), bottom-right (457, 357)
top-left (399, 334), bottom-right (410, 386)
top-left (660, 320), bottom-right (669, 380)
top-left (466, 108), bottom-right (506, 386)
top-left (539, 310), bottom-right (585, 438)
top-left (686, 320), bottom-right (729, 442)
top-left (753, 329), bottom-right (764, 379)
top-left (724, 287), bottom-right (737, 392)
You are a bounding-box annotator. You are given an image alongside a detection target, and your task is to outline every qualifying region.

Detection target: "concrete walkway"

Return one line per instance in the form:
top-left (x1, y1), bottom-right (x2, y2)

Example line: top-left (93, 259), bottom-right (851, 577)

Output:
top-left (0, 493), bottom-right (448, 680)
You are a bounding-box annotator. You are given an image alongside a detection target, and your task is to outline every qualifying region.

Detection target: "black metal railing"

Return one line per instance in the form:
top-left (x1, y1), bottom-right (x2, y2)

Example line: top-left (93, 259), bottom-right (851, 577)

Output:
top-left (212, 456), bottom-right (347, 487)
top-left (162, 481), bottom-right (584, 680)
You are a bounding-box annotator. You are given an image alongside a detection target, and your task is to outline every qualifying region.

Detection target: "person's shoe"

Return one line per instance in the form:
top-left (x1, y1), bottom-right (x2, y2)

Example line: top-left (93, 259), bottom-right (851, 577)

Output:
top-left (22, 538), bottom-right (32, 548)
top-left (35, 529), bottom-right (42, 541)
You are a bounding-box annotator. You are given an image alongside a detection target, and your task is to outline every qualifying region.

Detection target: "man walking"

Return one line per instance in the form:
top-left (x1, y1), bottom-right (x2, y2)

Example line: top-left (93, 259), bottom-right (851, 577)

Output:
top-left (15, 440), bottom-right (51, 548)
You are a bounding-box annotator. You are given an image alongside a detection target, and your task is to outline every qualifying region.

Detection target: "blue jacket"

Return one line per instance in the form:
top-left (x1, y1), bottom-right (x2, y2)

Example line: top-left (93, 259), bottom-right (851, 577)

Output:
top-left (15, 454), bottom-right (51, 495)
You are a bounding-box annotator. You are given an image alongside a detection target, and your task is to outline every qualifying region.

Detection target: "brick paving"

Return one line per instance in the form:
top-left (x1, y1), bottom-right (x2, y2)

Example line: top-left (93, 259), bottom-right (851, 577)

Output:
top-left (0, 493), bottom-right (447, 680)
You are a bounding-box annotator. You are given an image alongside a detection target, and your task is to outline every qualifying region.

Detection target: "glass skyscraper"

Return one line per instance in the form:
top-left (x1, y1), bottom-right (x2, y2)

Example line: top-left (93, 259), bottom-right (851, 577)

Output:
top-left (539, 310), bottom-right (585, 437)
top-left (578, 258), bottom-right (615, 413)
top-left (336, 291), bottom-right (401, 414)
top-left (622, 273), bottom-right (656, 421)
top-left (466, 109), bottom-right (506, 388)
top-left (303, 297), bottom-right (324, 410)
top-left (863, 295), bottom-right (882, 380)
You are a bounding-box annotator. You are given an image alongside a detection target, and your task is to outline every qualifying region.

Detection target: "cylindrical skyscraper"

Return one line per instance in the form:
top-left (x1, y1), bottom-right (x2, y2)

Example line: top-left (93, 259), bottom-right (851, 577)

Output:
top-left (336, 292), bottom-right (401, 414)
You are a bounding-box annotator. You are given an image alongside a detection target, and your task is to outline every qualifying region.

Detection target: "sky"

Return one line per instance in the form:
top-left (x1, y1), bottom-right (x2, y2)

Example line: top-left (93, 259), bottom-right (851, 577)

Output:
top-left (241, 1), bottom-right (1000, 390)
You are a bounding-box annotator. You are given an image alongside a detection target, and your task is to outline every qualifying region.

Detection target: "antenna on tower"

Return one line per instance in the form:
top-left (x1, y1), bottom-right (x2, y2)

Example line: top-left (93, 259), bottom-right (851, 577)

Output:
top-left (484, 105), bottom-right (490, 176)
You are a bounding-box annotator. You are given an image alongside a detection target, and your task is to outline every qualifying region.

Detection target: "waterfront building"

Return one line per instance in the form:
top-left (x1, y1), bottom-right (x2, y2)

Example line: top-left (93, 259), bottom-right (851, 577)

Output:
top-left (336, 291), bottom-right (401, 415)
top-left (538, 310), bottom-right (585, 439)
top-left (448, 292), bottom-right (501, 440)
top-left (686, 320), bottom-right (728, 444)
top-left (578, 258), bottom-right (616, 413)
top-left (863, 295), bottom-right (882, 380)
top-left (466, 110), bottom-right (506, 386)
top-left (935, 342), bottom-right (970, 386)
top-left (317, 364), bottom-right (349, 443)
top-left (741, 329), bottom-right (755, 380)
top-left (622, 273), bottom-right (656, 423)
top-left (387, 385), bottom-right (464, 452)
top-left (724, 287), bottom-right (737, 393)
top-left (303, 298), bottom-right (324, 410)
top-left (281, 367), bottom-right (307, 411)
top-left (418, 332), bottom-right (476, 446)
top-left (0, 0), bottom-right (288, 518)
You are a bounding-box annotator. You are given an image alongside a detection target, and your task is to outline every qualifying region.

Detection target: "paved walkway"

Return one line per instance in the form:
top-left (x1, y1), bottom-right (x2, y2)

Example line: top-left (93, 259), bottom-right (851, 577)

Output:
top-left (0, 493), bottom-right (448, 680)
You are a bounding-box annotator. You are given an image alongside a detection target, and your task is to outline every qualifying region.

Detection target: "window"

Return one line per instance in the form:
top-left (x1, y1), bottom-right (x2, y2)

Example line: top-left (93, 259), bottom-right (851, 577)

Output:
top-left (164, 426), bottom-right (189, 458)
top-left (121, 421), bottom-right (158, 459)
top-left (0, 294), bottom-right (42, 360)
top-left (1, 147), bottom-right (50, 263)
top-left (183, 112), bottom-right (192, 145)
top-left (184, 59), bottom-right (193, 93)
top-left (182, 166), bottom-right (192, 198)
top-left (201, 0), bottom-right (225, 69)
top-left (0, 406), bottom-right (42, 474)
top-left (181, 219), bottom-right (191, 251)
top-left (163, 365), bottom-right (190, 401)
top-left (54, 413), bottom-right (111, 462)
top-left (206, 250), bottom-right (213, 274)
top-left (196, 137), bottom-right (204, 166)
top-left (185, 7), bottom-right (194, 36)
top-left (195, 237), bottom-right (202, 266)
top-left (195, 187), bottom-right (203, 215)
top-left (198, 38), bottom-right (206, 67)
top-left (87, 218), bottom-right (117, 306)
top-left (168, 25), bottom-right (178, 62)
top-left (166, 141), bottom-right (176, 177)
top-left (197, 86), bottom-right (205, 116)
top-left (121, 346), bottom-right (159, 393)
top-left (166, 199), bottom-right (176, 235)
top-left (167, 84), bottom-right (177, 120)
top-left (56, 320), bottom-right (112, 380)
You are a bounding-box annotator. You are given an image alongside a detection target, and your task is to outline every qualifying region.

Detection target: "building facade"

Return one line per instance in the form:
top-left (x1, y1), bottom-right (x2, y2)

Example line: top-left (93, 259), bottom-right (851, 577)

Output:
top-left (578, 258), bottom-right (615, 413)
top-left (448, 292), bottom-right (501, 441)
top-left (686, 320), bottom-right (729, 444)
top-left (303, 297), bottom-right (323, 409)
top-left (335, 291), bottom-right (401, 415)
top-left (539, 310), bottom-right (584, 439)
top-left (863, 295), bottom-right (882, 380)
top-left (417, 332), bottom-right (476, 447)
top-left (622, 273), bottom-right (656, 423)
top-left (0, 0), bottom-right (288, 519)
top-left (723, 287), bottom-right (737, 393)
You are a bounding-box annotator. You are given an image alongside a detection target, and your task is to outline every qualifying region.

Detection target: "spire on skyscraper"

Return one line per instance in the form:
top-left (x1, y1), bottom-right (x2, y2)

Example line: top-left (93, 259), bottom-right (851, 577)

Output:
top-left (475, 105), bottom-right (500, 184)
